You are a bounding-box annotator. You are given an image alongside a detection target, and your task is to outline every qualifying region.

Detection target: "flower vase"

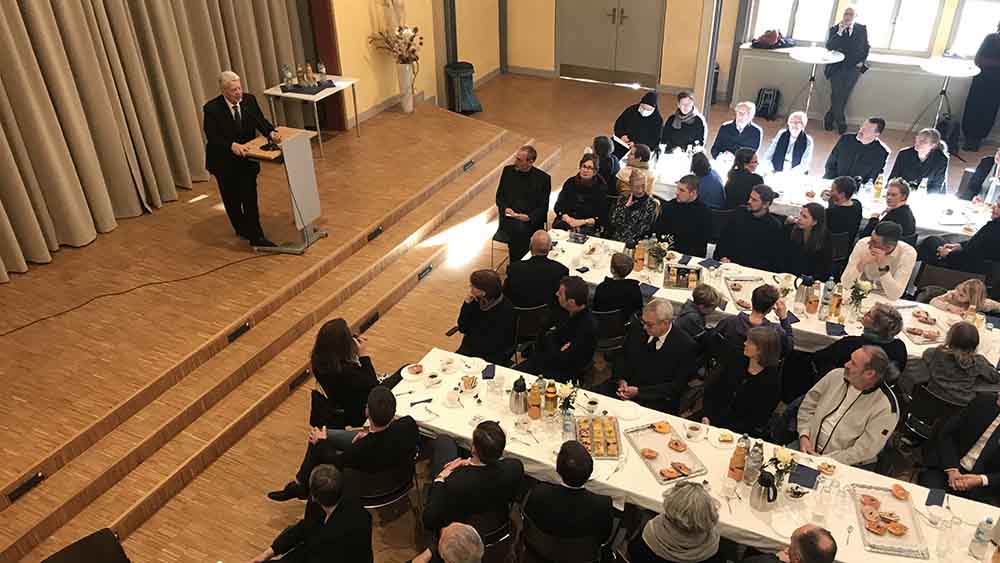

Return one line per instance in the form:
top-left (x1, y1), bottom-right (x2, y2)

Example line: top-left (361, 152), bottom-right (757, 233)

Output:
top-left (396, 63), bottom-right (415, 113)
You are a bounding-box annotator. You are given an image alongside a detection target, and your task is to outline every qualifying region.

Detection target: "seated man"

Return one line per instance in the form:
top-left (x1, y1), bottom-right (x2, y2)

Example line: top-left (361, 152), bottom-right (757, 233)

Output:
top-left (797, 346), bottom-right (899, 468)
top-left (518, 276), bottom-right (596, 382)
top-left (957, 147), bottom-right (1000, 201)
top-left (653, 174), bottom-right (711, 257)
top-left (495, 145), bottom-right (551, 260)
top-left (714, 184), bottom-right (785, 272)
top-left (713, 284), bottom-right (794, 364)
top-left (592, 252), bottom-right (643, 321)
top-left (710, 101), bottom-right (763, 158)
top-left (839, 221), bottom-right (917, 301)
top-left (919, 392), bottom-right (1000, 505)
top-left (743, 524), bottom-right (837, 563)
top-left (267, 386), bottom-right (418, 502)
top-left (456, 269), bottom-right (514, 365)
top-left (522, 441), bottom-right (614, 542)
top-left (762, 111), bottom-right (814, 174)
top-left (503, 230), bottom-right (569, 309)
top-left (252, 465), bottom-right (373, 563)
top-left (673, 283), bottom-right (723, 341)
top-left (423, 421), bottom-right (525, 535)
top-left (824, 176), bottom-right (863, 243)
top-left (823, 117), bottom-right (890, 185)
top-left (599, 298), bottom-right (696, 413)
top-left (920, 203), bottom-right (1000, 275)
top-left (412, 523), bottom-right (485, 563)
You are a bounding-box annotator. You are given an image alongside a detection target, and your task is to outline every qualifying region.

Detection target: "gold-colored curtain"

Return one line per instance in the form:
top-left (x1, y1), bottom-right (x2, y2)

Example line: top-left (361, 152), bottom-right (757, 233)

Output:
top-left (0, 0), bottom-right (310, 282)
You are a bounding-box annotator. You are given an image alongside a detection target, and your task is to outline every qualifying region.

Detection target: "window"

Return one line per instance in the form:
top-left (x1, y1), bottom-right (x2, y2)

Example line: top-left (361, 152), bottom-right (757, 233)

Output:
top-left (751, 0), bottom-right (837, 43)
top-left (851, 0), bottom-right (943, 54)
top-left (949, 0), bottom-right (1000, 58)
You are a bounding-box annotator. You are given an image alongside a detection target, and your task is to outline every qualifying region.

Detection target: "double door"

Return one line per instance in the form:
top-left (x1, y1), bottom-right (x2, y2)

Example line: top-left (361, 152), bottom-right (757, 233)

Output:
top-left (557, 0), bottom-right (665, 88)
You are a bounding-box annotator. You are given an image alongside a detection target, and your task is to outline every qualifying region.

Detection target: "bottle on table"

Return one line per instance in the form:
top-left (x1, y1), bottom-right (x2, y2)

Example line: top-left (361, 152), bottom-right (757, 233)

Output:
top-left (295, 63), bottom-right (305, 85)
top-left (634, 240), bottom-right (645, 271)
top-left (873, 174), bottom-right (884, 199)
top-left (818, 276), bottom-right (835, 321)
top-left (966, 305), bottom-right (979, 323)
top-left (687, 269), bottom-right (698, 289)
top-left (305, 63), bottom-right (315, 86)
top-left (528, 382), bottom-right (542, 420)
top-left (829, 283), bottom-right (844, 319)
top-left (970, 517), bottom-right (995, 559)
top-left (806, 281), bottom-right (822, 315)
top-left (743, 440), bottom-right (764, 486)
top-left (728, 435), bottom-right (749, 482)
top-left (544, 381), bottom-right (558, 414)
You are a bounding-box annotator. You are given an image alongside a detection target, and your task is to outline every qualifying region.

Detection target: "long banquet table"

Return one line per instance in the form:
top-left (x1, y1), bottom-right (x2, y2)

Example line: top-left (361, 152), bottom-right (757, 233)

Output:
top-left (543, 230), bottom-right (1000, 365)
top-left (398, 348), bottom-right (996, 562)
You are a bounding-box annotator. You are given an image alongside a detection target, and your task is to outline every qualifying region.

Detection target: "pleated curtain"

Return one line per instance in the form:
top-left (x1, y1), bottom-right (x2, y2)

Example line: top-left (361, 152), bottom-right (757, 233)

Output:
top-left (0, 0), bottom-right (310, 282)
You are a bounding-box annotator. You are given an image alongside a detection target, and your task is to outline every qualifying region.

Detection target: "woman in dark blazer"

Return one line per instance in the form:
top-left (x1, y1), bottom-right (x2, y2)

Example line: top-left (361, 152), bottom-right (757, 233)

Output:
top-left (785, 203), bottom-right (833, 280)
top-left (859, 178), bottom-right (916, 239)
top-left (888, 128), bottom-right (950, 193)
top-left (723, 148), bottom-right (764, 209)
top-left (310, 318), bottom-right (378, 428)
top-left (553, 154), bottom-right (608, 234)
top-left (701, 327), bottom-right (782, 437)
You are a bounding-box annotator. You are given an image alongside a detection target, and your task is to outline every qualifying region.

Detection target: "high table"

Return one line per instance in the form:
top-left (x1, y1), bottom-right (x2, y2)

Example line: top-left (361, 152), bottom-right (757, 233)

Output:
top-left (263, 75), bottom-right (361, 158)
top-left (787, 47), bottom-right (845, 116)
top-left (916, 58), bottom-right (981, 131)
top-left (542, 230), bottom-right (1000, 363)
top-left (397, 348), bottom-right (996, 561)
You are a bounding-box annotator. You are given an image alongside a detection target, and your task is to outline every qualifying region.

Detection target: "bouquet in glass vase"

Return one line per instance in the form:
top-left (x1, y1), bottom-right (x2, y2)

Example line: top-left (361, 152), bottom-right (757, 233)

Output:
top-left (763, 446), bottom-right (797, 488)
top-left (848, 280), bottom-right (873, 318)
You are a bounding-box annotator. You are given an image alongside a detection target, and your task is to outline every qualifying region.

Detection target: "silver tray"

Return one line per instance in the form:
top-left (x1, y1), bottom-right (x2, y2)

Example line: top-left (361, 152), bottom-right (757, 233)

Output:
top-left (850, 482), bottom-right (929, 559)
top-left (723, 275), bottom-right (765, 312)
top-left (623, 421), bottom-right (708, 485)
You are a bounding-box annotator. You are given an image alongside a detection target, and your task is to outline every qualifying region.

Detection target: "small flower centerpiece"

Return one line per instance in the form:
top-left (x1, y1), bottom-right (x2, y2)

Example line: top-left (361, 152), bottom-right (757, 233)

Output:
top-left (848, 280), bottom-right (873, 318)
top-left (644, 234), bottom-right (674, 272)
top-left (763, 446), bottom-right (797, 488)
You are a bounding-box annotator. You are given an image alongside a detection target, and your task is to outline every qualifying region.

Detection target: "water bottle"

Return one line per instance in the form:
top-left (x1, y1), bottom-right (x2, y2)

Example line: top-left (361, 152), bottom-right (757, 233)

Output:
top-left (970, 516), bottom-right (994, 559)
top-left (562, 409), bottom-right (575, 442)
top-left (818, 276), bottom-right (835, 321)
top-left (743, 440), bottom-right (764, 486)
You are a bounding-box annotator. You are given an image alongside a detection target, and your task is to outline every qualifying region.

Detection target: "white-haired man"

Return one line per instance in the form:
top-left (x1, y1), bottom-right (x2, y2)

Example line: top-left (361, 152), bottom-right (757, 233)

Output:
top-left (203, 70), bottom-right (280, 247)
top-left (762, 111), bottom-right (814, 174)
top-left (710, 101), bottom-right (763, 158)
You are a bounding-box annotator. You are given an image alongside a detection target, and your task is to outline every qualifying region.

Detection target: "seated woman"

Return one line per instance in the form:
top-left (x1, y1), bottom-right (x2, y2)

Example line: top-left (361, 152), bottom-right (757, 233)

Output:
top-left (762, 111), bottom-right (814, 174)
top-left (888, 127), bottom-right (950, 194)
top-left (918, 322), bottom-right (1000, 407)
top-left (858, 178), bottom-right (916, 239)
top-left (785, 203), bottom-right (833, 280)
top-left (593, 252), bottom-right (643, 321)
top-left (553, 154), bottom-right (607, 234)
top-left (660, 92), bottom-right (707, 153)
top-left (592, 135), bottom-right (621, 187)
top-left (310, 318), bottom-right (378, 428)
top-left (930, 278), bottom-right (1000, 315)
top-left (723, 148), bottom-right (763, 209)
top-left (628, 482), bottom-right (724, 563)
top-left (702, 327), bottom-right (782, 437)
top-left (456, 269), bottom-right (515, 366)
top-left (616, 143), bottom-right (656, 195)
top-left (690, 152), bottom-right (725, 210)
top-left (607, 170), bottom-right (659, 246)
top-left (613, 91), bottom-right (663, 159)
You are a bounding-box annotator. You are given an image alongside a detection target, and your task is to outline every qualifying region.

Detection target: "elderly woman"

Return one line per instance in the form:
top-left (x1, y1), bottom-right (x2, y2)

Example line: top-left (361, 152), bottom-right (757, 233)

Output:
top-left (811, 302), bottom-right (908, 378)
top-left (858, 178), bottom-right (916, 239)
top-left (915, 322), bottom-right (1000, 406)
top-left (702, 327), bottom-right (783, 436)
top-left (763, 111), bottom-right (814, 174)
top-left (553, 154), bottom-right (607, 234)
top-left (607, 170), bottom-right (658, 246)
top-left (456, 269), bottom-right (514, 365)
top-left (660, 92), bottom-right (707, 153)
top-left (888, 128), bottom-right (950, 193)
top-left (723, 148), bottom-right (763, 209)
top-left (628, 482), bottom-right (723, 563)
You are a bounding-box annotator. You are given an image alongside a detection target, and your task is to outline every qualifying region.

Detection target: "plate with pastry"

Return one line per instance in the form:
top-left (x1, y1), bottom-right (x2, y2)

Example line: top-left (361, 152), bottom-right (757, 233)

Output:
top-left (891, 484), bottom-right (909, 500)
top-left (818, 462), bottom-right (836, 476)
top-left (659, 467), bottom-right (680, 480)
top-left (641, 447), bottom-right (659, 459)
top-left (653, 421), bottom-right (672, 434)
top-left (401, 363), bottom-right (425, 381)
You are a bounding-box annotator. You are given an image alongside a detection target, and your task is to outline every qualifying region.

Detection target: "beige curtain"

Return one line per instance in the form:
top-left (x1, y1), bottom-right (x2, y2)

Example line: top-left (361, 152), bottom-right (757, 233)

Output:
top-left (0, 0), bottom-right (310, 282)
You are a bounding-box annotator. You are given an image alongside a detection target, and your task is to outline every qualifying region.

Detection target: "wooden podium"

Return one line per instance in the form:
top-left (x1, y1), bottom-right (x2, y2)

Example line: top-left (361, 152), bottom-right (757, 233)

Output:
top-left (247, 127), bottom-right (327, 255)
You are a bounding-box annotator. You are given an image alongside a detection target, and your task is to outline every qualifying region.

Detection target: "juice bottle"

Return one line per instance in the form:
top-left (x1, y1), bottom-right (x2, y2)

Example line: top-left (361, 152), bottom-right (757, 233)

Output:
top-left (873, 174), bottom-right (884, 199)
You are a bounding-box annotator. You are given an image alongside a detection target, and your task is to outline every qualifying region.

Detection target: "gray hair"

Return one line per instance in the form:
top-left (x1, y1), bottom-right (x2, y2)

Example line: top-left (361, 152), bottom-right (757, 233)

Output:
top-left (861, 345), bottom-right (896, 383)
top-left (736, 101), bottom-right (757, 117)
top-left (519, 145), bottom-right (538, 162)
top-left (788, 111), bottom-right (808, 126)
top-left (439, 523), bottom-right (484, 563)
top-left (644, 298), bottom-right (674, 322)
top-left (866, 303), bottom-right (902, 338)
top-left (661, 482), bottom-right (719, 535)
top-left (218, 70), bottom-right (241, 90)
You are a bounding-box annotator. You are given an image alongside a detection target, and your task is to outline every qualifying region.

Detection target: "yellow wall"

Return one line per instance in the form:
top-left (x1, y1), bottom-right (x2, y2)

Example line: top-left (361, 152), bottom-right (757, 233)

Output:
top-left (332, 0), bottom-right (439, 119)
top-left (456, 0), bottom-right (501, 79)
top-left (660, 0), bottom-right (740, 91)
top-left (507, 0), bottom-right (555, 71)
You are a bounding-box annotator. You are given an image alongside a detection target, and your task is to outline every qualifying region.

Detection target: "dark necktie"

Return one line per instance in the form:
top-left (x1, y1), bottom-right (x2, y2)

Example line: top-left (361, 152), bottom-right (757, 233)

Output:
top-left (232, 104), bottom-right (242, 129)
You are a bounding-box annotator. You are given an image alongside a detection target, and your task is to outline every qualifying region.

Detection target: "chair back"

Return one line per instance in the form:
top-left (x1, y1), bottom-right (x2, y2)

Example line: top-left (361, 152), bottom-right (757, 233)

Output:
top-left (309, 389), bottom-right (347, 429)
top-left (905, 384), bottom-right (963, 440)
top-left (591, 309), bottom-right (628, 352)
top-left (986, 260), bottom-right (1000, 300)
top-left (709, 208), bottom-right (738, 243)
top-left (830, 232), bottom-right (852, 262)
top-left (520, 514), bottom-right (603, 563)
top-left (514, 304), bottom-right (551, 344)
top-left (345, 458), bottom-right (416, 508)
top-left (467, 509), bottom-right (513, 547)
top-left (42, 528), bottom-right (130, 563)
top-left (913, 263), bottom-right (985, 292)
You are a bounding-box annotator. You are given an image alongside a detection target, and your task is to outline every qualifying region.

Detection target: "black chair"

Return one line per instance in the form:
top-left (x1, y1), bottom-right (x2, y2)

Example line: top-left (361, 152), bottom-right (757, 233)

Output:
top-left (986, 260), bottom-right (1000, 300)
top-left (902, 384), bottom-right (964, 442)
top-left (708, 208), bottom-right (737, 244)
top-left (830, 231), bottom-right (853, 280)
top-left (513, 304), bottom-right (552, 362)
top-left (42, 528), bottom-right (130, 563)
top-left (518, 513), bottom-right (607, 563)
top-left (901, 232), bottom-right (918, 248)
top-left (591, 309), bottom-right (628, 354)
top-left (913, 263), bottom-right (986, 292)
top-left (491, 227), bottom-right (512, 271)
top-left (467, 509), bottom-right (515, 562)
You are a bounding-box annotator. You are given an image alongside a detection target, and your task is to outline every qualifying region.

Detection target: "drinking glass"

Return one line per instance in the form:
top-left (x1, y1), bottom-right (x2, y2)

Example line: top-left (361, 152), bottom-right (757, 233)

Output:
top-left (933, 517), bottom-right (953, 560)
top-left (810, 484), bottom-right (831, 525)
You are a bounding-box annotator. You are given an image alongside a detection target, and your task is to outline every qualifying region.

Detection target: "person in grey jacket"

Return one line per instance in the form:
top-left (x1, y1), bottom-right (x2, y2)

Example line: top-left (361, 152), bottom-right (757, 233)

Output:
top-left (919, 322), bottom-right (1000, 407)
top-left (673, 284), bottom-right (723, 341)
top-left (797, 346), bottom-right (899, 468)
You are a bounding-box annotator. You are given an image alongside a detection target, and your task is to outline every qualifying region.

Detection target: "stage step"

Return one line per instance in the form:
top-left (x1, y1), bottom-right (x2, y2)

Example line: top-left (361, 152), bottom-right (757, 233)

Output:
top-left (23, 142), bottom-right (561, 563)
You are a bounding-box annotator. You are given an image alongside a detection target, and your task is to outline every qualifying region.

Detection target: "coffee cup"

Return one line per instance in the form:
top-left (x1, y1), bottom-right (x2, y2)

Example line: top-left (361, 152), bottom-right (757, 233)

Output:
top-left (445, 389), bottom-right (460, 408)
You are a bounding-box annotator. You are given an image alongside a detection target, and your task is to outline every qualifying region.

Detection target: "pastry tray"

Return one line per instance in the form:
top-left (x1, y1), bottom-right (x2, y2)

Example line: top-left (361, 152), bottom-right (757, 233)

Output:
top-left (850, 482), bottom-right (929, 559)
top-left (901, 312), bottom-right (944, 346)
top-left (724, 276), bottom-right (766, 312)
top-left (623, 421), bottom-right (708, 485)
top-left (575, 415), bottom-right (621, 460)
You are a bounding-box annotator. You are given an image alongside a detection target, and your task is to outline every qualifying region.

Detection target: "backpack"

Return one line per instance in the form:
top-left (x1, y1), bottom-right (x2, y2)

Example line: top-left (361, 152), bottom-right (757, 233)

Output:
top-left (755, 88), bottom-right (781, 121)
top-left (751, 30), bottom-right (796, 50)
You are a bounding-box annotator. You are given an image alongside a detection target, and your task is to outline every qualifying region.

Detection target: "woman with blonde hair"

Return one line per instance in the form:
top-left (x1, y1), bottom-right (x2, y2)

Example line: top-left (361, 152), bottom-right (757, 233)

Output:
top-left (930, 278), bottom-right (1000, 314)
top-left (607, 169), bottom-right (658, 246)
top-left (888, 127), bottom-right (950, 193)
top-left (918, 322), bottom-right (999, 406)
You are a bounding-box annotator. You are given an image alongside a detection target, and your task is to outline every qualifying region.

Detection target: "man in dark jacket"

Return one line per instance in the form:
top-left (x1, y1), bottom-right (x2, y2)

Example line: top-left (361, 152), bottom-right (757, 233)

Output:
top-left (496, 145), bottom-right (551, 261)
top-left (715, 185), bottom-right (785, 271)
top-left (503, 231), bottom-right (569, 308)
top-left (920, 392), bottom-right (1000, 505)
top-left (710, 101), bottom-right (763, 158)
top-left (518, 276), bottom-right (597, 382)
top-left (824, 7), bottom-right (870, 134)
top-left (613, 91), bottom-right (663, 159)
top-left (653, 174), bottom-right (711, 257)
top-left (456, 269), bottom-right (515, 365)
top-left (523, 441), bottom-right (614, 542)
top-left (823, 118), bottom-right (890, 184)
top-left (957, 148), bottom-right (1000, 200)
top-left (920, 203), bottom-right (1000, 275)
top-left (203, 70), bottom-right (280, 247)
top-left (593, 252), bottom-right (643, 322)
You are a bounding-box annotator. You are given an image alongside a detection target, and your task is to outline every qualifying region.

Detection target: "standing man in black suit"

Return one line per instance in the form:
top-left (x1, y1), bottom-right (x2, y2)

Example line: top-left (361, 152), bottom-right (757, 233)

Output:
top-left (203, 70), bottom-right (279, 247)
top-left (495, 145), bottom-right (551, 261)
top-left (920, 392), bottom-right (1000, 505)
top-left (503, 230), bottom-right (569, 309)
top-left (824, 7), bottom-right (870, 135)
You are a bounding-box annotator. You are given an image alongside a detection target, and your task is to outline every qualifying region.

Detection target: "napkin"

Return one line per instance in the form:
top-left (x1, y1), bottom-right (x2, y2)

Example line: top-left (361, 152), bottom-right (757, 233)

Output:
top-left (788, 464), bottom-right (820, 489)
top-left (925, 488), bottom-right (946, 507)
top-left (785, 312), bottom-right (801, 324)
top-left (576, 266), bottom-right (590, 273)
top-left (679, 255), bottom-right (693, 265)
top-left (825, 322), bottom-right (847, 336)
top-left (639, 283), bottom-right (659, 299)
top-left (482, 364), bottom-right (496, 380)
top-left (699, 258), bottom-right (722, 269)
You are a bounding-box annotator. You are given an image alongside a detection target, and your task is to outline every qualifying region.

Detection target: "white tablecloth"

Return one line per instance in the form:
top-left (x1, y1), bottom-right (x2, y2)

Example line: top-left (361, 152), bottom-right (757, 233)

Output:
top-left (545, 230), bottom-right (1000, 364)
top-left (398, 348), bottom-right (996, 562)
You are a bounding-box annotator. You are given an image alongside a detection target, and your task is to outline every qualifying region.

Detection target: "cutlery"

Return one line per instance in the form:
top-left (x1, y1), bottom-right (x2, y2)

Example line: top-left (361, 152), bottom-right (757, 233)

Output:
top-left (411, 398), bottom-right (432, 407)
top-left (395, 390), bottom-right (414, 397)
top-left (424, 405), bottom-right (440, 418)
top-left (846, 525), bottom-right (853, 546)
top-left (726, 497), bottom-right (733, 514)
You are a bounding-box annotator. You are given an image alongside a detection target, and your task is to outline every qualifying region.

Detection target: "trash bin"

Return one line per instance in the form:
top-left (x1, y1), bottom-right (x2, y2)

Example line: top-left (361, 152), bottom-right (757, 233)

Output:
top-left (444, 61), bottom-right (483, 114)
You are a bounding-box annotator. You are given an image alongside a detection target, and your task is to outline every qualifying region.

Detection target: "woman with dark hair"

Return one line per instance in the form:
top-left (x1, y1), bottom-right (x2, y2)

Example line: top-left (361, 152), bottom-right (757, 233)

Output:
top-left (456, 269), bottom-right (515, 365)
top-left (690, 152), bottom-right (725, 209)
top-left (786, 203), bottom-right (833, 280)
top-left (702, 326), bottom-right (783, 437)
top-left (919, 322), bottom-right (999, 406)
top-left (859, 178), bottom-right (916, 239)
top-left (723, 148), bottom-right (764, 209)
top-left (553, 154), bottom-right (607, 234)
top-left (311, 318), bottom-right (378, 428)
top-left (888, 128), bottom-right (950, 193)
top-left (660, 92), bottom-right (707, 153)
top-left (592, 136), bottom-right (620, 186)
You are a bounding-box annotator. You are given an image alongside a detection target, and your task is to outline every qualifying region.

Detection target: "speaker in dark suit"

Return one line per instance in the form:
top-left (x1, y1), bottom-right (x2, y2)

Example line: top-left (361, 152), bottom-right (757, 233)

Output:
top-left (920, 393), bottom-right (1000, 505)
top-left (203, 71), bottom-right (279, 247)
top-left (824, 8), bottom-right (869, 134)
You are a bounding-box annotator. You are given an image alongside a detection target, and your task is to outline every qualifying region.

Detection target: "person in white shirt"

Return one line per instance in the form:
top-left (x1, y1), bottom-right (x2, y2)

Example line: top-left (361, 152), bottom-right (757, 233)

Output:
top-left (763, 111), bottom-right (814, 174)
top-left (839, 221), bottom-right (916, 301)
top-left (920, 392), bottom-right (1000, 505)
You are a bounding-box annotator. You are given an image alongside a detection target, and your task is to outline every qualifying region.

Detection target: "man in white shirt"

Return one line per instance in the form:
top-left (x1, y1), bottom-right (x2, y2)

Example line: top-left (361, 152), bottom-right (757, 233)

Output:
top-left (920, 392), bottom-right (1000, 505)
top-left (839, 221), bottom-right (916, 301)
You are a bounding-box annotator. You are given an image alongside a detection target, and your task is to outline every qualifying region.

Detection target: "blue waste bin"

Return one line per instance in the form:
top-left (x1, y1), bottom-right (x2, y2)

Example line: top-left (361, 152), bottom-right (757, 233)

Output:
top-left (445, 61), bottom-right (483, 114)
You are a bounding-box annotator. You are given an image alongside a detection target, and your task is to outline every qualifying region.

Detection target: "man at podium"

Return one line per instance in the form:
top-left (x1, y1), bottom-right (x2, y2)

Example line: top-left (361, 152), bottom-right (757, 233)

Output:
top-left (204, 70), bottom-right (280, 247)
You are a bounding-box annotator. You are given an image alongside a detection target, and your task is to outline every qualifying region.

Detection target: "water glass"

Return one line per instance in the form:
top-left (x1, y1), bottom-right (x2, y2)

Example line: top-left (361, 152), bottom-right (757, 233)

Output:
top-left (934, 517), bottom-right (953, 560)
top-left (810, 485), bottom-right (832, 525)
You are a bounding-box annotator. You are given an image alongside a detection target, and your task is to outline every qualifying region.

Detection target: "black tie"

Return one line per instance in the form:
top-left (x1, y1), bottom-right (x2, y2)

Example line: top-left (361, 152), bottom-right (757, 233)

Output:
top-left (232, 104), bottom-right (242, 129)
